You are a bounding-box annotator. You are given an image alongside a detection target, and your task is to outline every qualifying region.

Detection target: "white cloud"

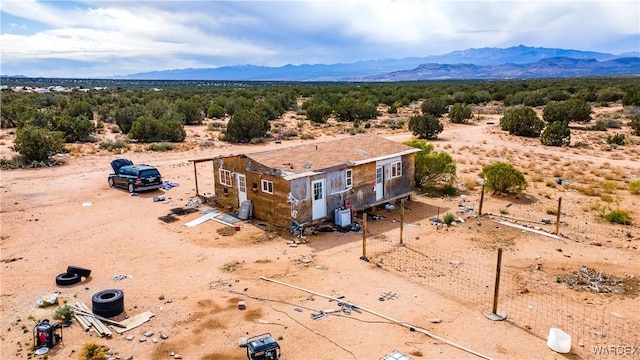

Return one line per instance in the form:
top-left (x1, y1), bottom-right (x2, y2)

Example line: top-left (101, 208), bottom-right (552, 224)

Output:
top-left (0, 0), bottom-right (638, 77)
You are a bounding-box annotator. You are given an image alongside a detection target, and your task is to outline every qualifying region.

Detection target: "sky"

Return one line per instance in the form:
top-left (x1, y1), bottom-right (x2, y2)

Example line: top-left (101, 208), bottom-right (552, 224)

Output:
top-left (1, 0), bottom-right (639, 78)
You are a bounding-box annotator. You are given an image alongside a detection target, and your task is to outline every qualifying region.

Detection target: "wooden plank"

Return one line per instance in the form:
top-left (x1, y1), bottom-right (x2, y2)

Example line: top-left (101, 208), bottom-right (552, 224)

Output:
top-left (113, 311), bottom-right (155, 334)
top-left (72, 307), bottom-right (126, 327)
top-left (73, 313), bottom-right (91, 331)
top-left (75, 302), bottom-right (112, 337)
top-left (183, 212), bottom-right (219, 227)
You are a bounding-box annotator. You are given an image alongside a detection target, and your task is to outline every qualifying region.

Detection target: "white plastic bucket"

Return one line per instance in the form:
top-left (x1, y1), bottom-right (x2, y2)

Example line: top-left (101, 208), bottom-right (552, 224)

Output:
top-left (547, 327), bottom-right (572, 353)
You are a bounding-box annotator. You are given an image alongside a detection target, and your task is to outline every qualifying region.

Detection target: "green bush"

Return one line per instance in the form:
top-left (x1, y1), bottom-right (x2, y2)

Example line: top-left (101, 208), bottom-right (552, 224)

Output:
top-left (442, 184), bottom-right (457, 196)
top-left (208, 121), bottom-right (226, 130)
top-left (443, 213), bottom-right (455, 225)
top-left (603, 209), bottom-right (631, 225)
top-left (98, 140), bottom-right (128, 151)
top-left (53, 305), bottom-right (72, 322)
top-left (12, 125), bottom-right (66, 162)
top-left (628, 180), bottom-right (640, 195)
top-left (147, 142), bottom-right (175, 152)
top-left (606, 133), bottom-right (626, 145)
top-left (479, 161), bottom-right (527, 194)
top-left (540, 121), bottom-right (571, 147)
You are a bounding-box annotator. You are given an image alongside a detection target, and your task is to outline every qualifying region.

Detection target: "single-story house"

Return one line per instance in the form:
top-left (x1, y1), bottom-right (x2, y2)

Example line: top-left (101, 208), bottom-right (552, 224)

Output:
top-left (189, 134), bottom-right (420, 228)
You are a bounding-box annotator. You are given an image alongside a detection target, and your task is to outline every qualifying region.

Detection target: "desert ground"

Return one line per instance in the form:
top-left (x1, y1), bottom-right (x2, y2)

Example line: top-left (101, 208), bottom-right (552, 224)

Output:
top-left (1, 103), bottom-right (639, 360)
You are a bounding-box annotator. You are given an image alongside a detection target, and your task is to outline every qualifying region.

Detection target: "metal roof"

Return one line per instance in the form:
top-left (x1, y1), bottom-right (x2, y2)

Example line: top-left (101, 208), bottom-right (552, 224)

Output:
top-left (246, 134), bottom-right (419, 179)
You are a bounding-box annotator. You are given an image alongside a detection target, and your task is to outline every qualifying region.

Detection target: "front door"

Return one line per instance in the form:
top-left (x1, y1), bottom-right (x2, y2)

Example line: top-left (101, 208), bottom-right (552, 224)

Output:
top-left (375, 166), bottom-right (384, 200)
top-left (312, 179), bottom-right (326, 220)
top-left (237, 174), bottom-right (247, 205)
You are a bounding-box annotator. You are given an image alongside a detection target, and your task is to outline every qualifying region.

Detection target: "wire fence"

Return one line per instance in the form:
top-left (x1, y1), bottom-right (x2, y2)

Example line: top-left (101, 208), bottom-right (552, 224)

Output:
top-left (360, 199), bottom-right (640, 359)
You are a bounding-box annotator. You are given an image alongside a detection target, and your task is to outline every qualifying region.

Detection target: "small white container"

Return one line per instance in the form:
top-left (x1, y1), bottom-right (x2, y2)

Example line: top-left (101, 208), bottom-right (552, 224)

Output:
top-left (547, 327), bottom-right (571, 353)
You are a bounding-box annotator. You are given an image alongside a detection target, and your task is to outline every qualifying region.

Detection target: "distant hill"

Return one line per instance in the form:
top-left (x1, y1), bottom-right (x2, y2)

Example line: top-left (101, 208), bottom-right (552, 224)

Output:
top-left (354, 57), bottom-right (640, 81)
top-left (77, 45), bottom-right (638, 81)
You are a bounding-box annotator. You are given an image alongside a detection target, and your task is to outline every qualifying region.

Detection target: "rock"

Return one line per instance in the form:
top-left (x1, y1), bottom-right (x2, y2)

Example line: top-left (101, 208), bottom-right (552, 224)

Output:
top-left (126, 335), bottom-right (135, 341)
top-left (555, 248), bottom-right (563, 252)
top-left (429, 317), bottom-right (442, 323)
top-left (611, 312), bottom-right (625, 319)
top-left (144, 331), bottom-right (154, 337)
top-left (174, 354), bottom-right (183, 359)
top-left (161, 333), bottom-right (169, 340)
top-left (139, 336), bottom-right (147, 342)
top-left (125, 356), bottom-right (133, 360)
top-left (158, 295), bottom-right (165, 300)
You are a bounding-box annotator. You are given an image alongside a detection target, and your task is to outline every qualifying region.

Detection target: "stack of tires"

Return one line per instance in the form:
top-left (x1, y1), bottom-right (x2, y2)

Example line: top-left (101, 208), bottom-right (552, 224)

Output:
top-left (92, 289), bottom-right (125, 318)
top-left (55, 265), bottom-right (91, 286)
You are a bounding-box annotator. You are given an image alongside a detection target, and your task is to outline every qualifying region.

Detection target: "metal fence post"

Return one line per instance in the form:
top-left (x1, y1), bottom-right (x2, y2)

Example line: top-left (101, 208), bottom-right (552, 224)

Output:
top-left (399, 201), bottom-right (404, 246)
top-left (361, 213), bottom-right (368, 261)
top-left (479, 184), bottom-right (485, 216)
top-left (484, 247), bottom-right (507, 321)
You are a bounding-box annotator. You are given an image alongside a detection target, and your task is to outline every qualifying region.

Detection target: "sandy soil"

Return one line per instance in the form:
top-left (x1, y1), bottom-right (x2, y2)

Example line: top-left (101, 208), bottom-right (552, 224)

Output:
top-left (1, 103), bottom-right (639, 360)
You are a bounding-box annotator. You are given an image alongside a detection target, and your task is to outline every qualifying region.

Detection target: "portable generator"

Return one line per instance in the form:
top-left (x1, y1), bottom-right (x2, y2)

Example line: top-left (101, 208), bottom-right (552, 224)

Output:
top-left (33, 319), bottom-right (63, 351)
top-left (246, 333), bottom-right (281, 360)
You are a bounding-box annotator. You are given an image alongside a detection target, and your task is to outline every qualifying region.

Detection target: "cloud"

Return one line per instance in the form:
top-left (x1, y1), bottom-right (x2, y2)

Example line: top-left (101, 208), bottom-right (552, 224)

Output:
top-left (1, 0), bottom-right (638, 77)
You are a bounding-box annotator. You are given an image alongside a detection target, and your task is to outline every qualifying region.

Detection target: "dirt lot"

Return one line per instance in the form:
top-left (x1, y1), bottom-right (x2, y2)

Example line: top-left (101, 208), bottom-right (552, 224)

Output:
top-left (1, 103), bottom-right (639, 359)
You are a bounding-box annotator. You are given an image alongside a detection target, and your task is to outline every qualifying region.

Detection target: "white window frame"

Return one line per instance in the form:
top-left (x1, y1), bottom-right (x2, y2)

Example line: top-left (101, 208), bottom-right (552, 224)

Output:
top-left (219, 169), bottom-right (232, 187)
top-left (345, 168), bottom-right (353, 188)
top-left (261, 179), bottom-right (274, 194)
top-left (390, 161), bottom-right (402, 179)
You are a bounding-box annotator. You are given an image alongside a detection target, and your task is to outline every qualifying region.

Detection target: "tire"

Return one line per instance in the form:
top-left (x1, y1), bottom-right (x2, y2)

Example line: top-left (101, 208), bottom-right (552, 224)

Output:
top-left (108, 178), bottom-right (115, 188)
top-left (128, 183), bottom-right (135, 193)
top-left (92, 289), bottom-right (124, 318)
top-left (56, 272), bottom-right (81, 286)
top-left (66, 265), bottom-right (91, 278)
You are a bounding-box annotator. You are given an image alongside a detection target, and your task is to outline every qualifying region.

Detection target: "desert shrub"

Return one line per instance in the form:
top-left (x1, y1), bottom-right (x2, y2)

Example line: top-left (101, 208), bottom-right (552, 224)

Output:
top-left (540, 121), bottom-right (571, 147)
top-left (53, 305), bottom-right (72, 322)
top-left (300, 133), bottom-right (315, 140)
top-left (404, 139), bottom-right (456, 188)
top-left (408, 114), bottom-right (443, 139)
top-left (441, 184), bottom-right (457, 196)
top-left (12, 125), bottom-right (66, 162)
top-left (604, 209), bottom-right (632, 225)
top-left (605, 118), bottom-right (622, 129)
top-left (449, 103), bottom-right (473, 124)
top-left (606, 133), bottom-right (626, 145)
top-left (573, 141), bottom-right (590, 148)
top-left (224, 109), bottom-right (269, 143)
top-left (280, 129), bottom-right (299, 138)
top-left (147, 142), bottom-right (175, 152)
top-left (628, 180), bottom-right (640, 195)
top-left (52, 115), bottom-right (95, 142)
top-left (208, 121), bottom-right (226, 130)
top-left (0, 157), bottom-right (22, 170)
top-left (589, 119), bottom-right (607, 131)
top-left (601, 180), bottom-right (619, 192)
top-left (78, 341), bottom-right (108, 360)
top-left (479, 161), bottom-right (528, 194)
top-left (207, 104), bottom-right (226, 119)
top-left (249, 137), bottom-right (268, 144)
top-left (128, 115), bottom-right (186, 142)
top-left (98, 140), bottom-right (128, 151)
top-left (442, 213), bottom-right (455, 225)
top-left (629, 114), bottom-right (640, 136)
top-left (500, 106), bottom-right (544, 137)
top-left (545, 207), bottom-right (558, 215)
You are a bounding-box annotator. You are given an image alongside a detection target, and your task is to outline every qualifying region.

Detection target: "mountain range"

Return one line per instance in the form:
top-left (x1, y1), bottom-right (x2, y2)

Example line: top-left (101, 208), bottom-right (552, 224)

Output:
top-left (118, 45), bottom-right (640, 82)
